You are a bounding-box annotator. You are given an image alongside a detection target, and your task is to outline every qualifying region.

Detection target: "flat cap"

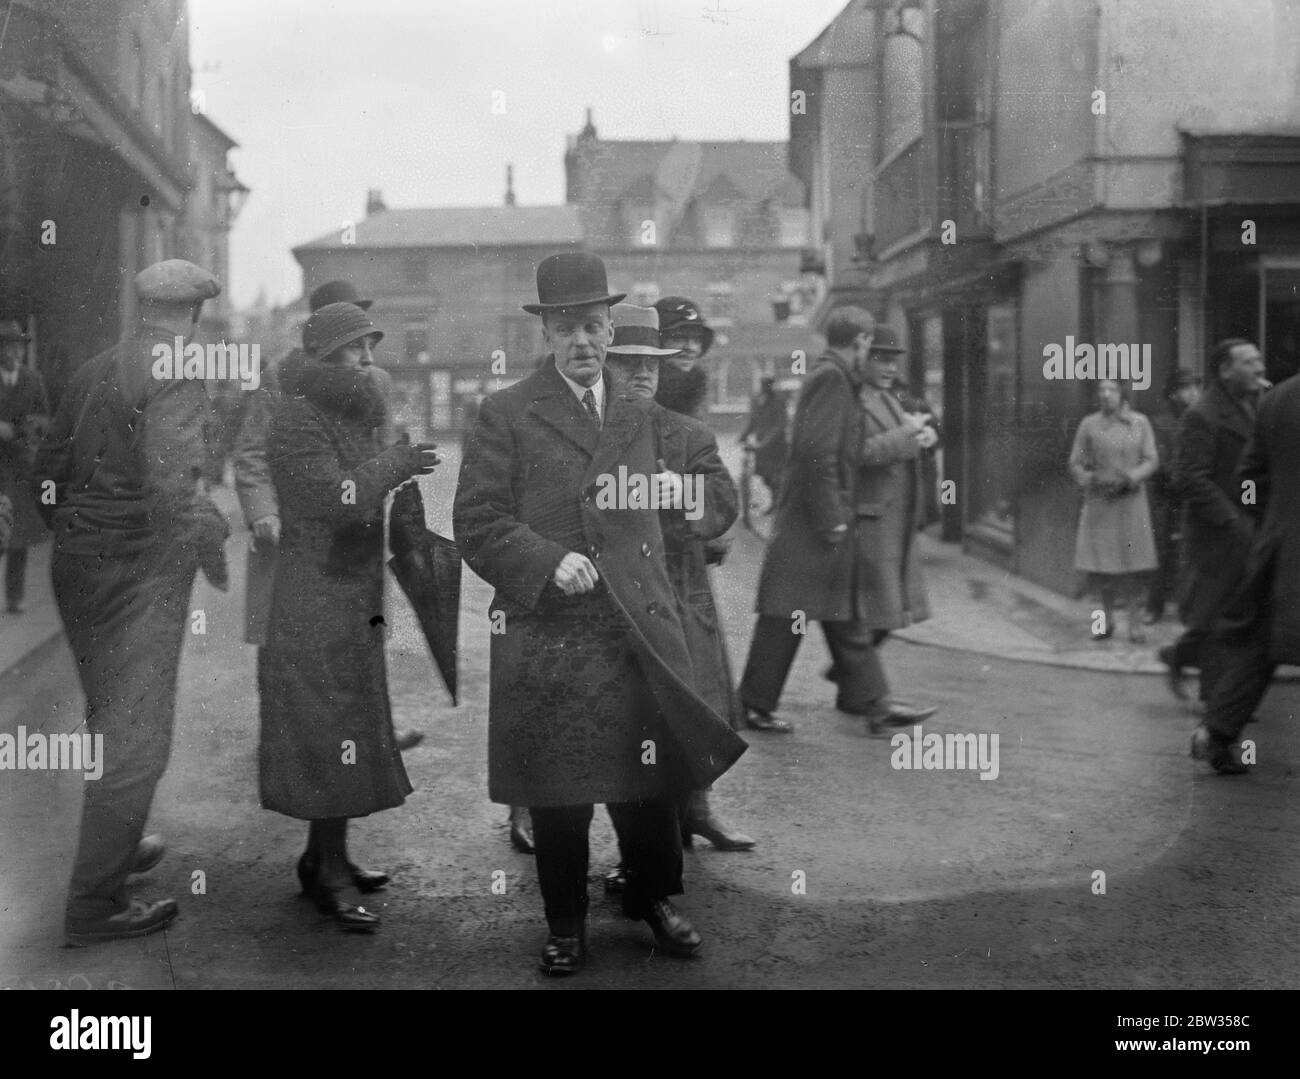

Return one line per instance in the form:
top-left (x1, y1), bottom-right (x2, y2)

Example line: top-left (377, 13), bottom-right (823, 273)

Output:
top-left (134, 259), bottom-right (222, 305)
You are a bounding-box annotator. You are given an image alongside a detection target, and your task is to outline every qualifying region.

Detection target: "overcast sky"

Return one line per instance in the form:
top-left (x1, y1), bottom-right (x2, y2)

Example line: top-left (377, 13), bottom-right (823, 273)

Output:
top-left (189, 0), bottom-right (847, 310)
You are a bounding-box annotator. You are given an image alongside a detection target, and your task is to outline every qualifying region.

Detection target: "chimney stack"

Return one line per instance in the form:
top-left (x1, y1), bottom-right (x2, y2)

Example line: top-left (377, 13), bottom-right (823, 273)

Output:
top-left (505, 164), bottom-right (516, 207)
top-left (366, 188), bottom-right (387, 217)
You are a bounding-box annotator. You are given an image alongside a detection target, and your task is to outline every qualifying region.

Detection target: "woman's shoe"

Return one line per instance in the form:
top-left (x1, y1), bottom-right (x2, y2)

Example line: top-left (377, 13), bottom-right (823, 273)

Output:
top-left (307, 878), bottom-right (380, 932)
top-left (298, 852), bottom-right (389, 896)
top-left (682, 815), bottom-right (756, 851)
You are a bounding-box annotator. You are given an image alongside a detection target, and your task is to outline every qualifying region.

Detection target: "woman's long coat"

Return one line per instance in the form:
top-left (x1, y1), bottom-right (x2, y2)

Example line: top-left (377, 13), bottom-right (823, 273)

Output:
top-left (754, 353), bottom-right (930, 629)
top-left (257, 366), bottom-right (414, 820)
top-left (649, 402), bottom-right (743, 726)
top-left (453, 361), bottom-right (746, 808)
top-left (1068, 407), bottom-right (1159, 575)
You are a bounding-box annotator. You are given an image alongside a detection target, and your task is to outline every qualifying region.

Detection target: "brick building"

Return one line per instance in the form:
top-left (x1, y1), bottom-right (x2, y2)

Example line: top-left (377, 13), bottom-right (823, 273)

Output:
top-left (0, 0), bottom-right (245, 400)
top-left (791, 0), bottom-right (1300, 594)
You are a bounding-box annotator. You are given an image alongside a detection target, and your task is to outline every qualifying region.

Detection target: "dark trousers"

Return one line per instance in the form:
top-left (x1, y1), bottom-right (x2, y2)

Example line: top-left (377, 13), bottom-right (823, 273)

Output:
top-left (1146, 498), bottom-right (1180, 616)
top-left (739, 614), bottom-right (889, 715)
top-left (531, 799), bottom-right (682, 934)
top-left (3, 545), bottom-right (27, 607)
top-left (53, 549), bottom-right (196, 922)
top-left (1203, 571), bottom-right (1276, 745)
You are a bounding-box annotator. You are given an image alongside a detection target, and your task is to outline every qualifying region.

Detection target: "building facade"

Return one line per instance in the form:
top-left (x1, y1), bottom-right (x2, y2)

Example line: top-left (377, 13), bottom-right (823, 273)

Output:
top-left (0, 0), bottom-right (245, 401)
top-left (791, 0), bottom-right (1300, 594)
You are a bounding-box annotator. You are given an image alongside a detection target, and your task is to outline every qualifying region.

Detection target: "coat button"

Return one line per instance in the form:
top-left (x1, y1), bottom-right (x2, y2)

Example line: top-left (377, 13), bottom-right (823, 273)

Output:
top-left (641, 542), bottom-right (652, 557)
top-left (590, 544), bottom-right (601, 560)
top-left (647, 602), bottom-right (659, 615)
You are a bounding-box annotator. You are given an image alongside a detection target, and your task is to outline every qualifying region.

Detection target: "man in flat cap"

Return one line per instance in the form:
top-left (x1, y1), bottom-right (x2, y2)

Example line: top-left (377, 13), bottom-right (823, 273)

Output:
top-left (36, 258), bottom-right (231, 945)
top-left (0, 318), bottom-right (50, 613)
top-left (454, 252), bottom-right (746, 976)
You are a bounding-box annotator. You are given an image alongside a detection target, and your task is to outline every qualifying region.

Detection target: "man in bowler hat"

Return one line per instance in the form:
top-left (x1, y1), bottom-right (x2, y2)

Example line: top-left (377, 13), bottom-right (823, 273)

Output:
top-left (36, 259), bottom-right (230, 944)
top-left (454, 253), bottom-right (746, 975)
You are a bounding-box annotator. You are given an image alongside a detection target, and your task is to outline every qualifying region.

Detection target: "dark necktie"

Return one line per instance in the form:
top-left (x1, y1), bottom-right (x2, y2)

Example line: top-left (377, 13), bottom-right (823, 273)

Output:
top-left (582, 388), bottom-right (601, 428)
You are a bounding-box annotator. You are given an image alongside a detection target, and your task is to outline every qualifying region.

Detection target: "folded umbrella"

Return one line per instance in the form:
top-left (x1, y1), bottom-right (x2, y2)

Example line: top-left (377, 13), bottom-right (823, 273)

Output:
top-left (387, 480), bottom-right (460, 704)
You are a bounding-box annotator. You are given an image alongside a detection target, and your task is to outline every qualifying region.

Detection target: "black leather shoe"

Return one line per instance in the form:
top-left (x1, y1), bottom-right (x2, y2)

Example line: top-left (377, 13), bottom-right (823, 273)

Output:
top-left (129, 835), bottom-right (166, 875)
top-left (308, 879), bottom-right (380, 931)
top-left (298, 852), bottom-right (389, 896)
top-left (347, 862), bottom-right (389, 893)
top-left (395, 729), bottom-right (424, 751)
top-left (65, 898), bottom-right (178, 946)
top-left (683, 815), bottom-right (756, 851)
top-left (539, 929), bottom-right (586, 975)
top-left (883, 699), bottom-right (938, 725)
top-left (509, 806), bottom-right (535, 853)
top-left (1190, 726), bottom-right (1249, 775)
top-left (743, 706), bottom-right (793, 733)
top-left (604, 865), bottom-right (627, 894)
top-left (639, 899), bottom-right (702, 957)
top-left (1157, 645), bottom-right (1189, 701)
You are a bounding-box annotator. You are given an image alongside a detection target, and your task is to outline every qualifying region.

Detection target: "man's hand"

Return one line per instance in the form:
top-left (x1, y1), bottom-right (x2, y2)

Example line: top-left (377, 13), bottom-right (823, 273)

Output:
top-left (0, 420), bottom-right (15, 442)
top-left (915, 424), bottom-right (938, 450)
top-left (251, 514), bottom-right (281, 545)
top-left (652, 458), bottom-right (684, 509)
top-left (552, 551), bottom-right (599, 595)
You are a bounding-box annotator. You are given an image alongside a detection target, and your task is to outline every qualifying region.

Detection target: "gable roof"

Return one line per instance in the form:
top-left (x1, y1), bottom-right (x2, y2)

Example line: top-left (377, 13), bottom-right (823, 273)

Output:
top-left (293, 205), bottom-right (583, 253)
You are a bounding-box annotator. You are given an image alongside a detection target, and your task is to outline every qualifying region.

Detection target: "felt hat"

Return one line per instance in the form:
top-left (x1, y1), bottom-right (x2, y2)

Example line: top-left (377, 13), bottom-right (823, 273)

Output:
top-left (309, 280), bottom-right (373, 312)
top-left (302, 302), bottom-right (383, 359)
top-left (606, 304), bottom-right (681, 356)
top-left (654, 296), bottom-right (715, 356)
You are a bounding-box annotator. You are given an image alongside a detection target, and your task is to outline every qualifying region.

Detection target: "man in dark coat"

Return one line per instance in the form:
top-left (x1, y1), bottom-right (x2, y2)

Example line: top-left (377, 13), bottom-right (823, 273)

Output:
top-left (1145, 368), bottom-right (1200, 623)
top-left (35, 260), bottom-right (230, 945)
top-left (1159, 339), bottom-right (1265, 701)
top-left (1192, 370), bottom-right (1300, 774)
top-left (739, 376), bottom-right (788, 512)
top-left (0, 318), bottom-right (51, 613)
top-left (454, 253), bottom-right (746, 976)
top-left (738, 314), bottom-right (938, 735)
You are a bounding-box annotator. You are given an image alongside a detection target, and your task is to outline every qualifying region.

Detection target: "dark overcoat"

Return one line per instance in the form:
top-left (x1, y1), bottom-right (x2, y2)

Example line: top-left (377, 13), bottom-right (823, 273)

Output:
top-left (1235, 375), bottom-right (1300, 663)
top-left (850, 388), bottom-right (931, 629)
top-left (257, 365), bottom-right (413, 820)
top-left (1174, 379), bottom-right (1257, 629)
top-left (453, 361), bottom-right (746, 808)
top-left (755, 353), bottom-right (929, 628)
top-left (0, 365), bottom-right (51, 546)
top-left (647, 400), bottom-right (742, 725)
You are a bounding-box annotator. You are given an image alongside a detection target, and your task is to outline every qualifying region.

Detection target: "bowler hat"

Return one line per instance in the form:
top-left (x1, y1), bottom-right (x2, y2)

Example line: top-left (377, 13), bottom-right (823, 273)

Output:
top-left (606, 304), bottom-right (681, 356)
top-left (309, 280), bottom-right (373, 312)
top-left (868, 325), bottom-right (907, 354)
top-left (303, 302), bottom-right (383, 359)
top-left (0, 319), bottom-right (29, 342)
top-left (134, 259), bottom-right (222, 306)
top-left (655, 296), bottom-right (715, 356)
top-left (522, 252), bottom-right (625, 314)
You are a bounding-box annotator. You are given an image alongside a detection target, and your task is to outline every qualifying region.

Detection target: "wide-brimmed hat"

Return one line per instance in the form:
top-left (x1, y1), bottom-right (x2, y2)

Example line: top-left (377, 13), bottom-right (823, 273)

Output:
top-left (302, 302), bottom-right (383, 359)
top-left (0, 319), bottom-right (29, 342)
top-left (655, 296), bottom-right (715, 355)
top-left (868, 325), bottom-right (907, 354)
top-left (522, 252), bottom-right (625, 314)
top-left (1165, 366), bottom-right (1201, 394)
top-left (606, 304), bottom-right (681, 357)
top-left (309, 280), bottom-right (373, 312)
top-left (134, 259), bottom-right (222, 306)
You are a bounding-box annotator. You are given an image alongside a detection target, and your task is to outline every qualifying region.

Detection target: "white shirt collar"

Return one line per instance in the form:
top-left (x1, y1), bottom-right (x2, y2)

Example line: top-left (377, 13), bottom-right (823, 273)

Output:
top-left (554, 359), bottom-right (604, 419)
